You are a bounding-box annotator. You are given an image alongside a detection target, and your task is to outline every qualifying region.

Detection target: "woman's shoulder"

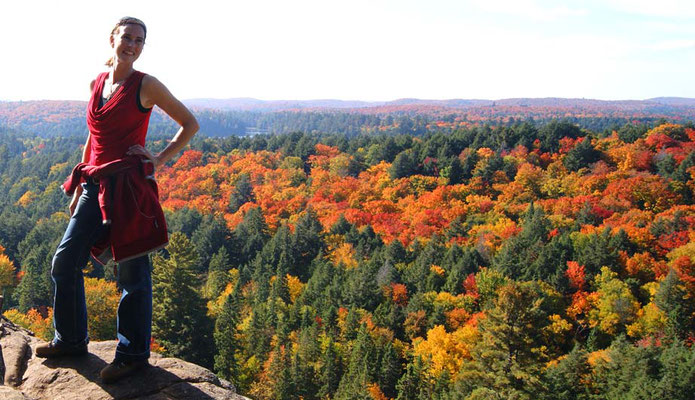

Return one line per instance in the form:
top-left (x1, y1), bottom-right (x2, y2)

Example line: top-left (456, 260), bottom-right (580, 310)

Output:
top-left (140, 73), bottom-right (162, 88)
top-left (139, 74), bottom-right (169, 109)
top-left (140, 74), bottom-right (169, 97)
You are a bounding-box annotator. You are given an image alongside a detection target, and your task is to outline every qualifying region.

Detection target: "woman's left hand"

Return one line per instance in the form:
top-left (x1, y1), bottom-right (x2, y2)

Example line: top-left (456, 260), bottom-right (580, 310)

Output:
top-left (127, 145), bottom-right (161, 168)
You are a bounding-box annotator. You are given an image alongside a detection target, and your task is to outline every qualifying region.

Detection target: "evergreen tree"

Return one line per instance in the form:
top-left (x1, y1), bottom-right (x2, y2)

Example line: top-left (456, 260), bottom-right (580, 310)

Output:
top-left (296, 256), bottom-right (333, 309)
top-left (352, 225), bottom-right (383, 258)
top-left (396, 356), bottom-right (430, 400)
top-left (228, 173), bottom-right (255, 213)
top-left (384, 239), bottom-right (408, 264)
top-left (653, 340), bottom-right (695, 399)
top-left (447, 156), bottom-right (465, 185)
top-left (209, 246), bottom-right (231, 272)
top-left (494, 203), bottom-right (552, 279)
top-left (389, 150), bottom-right (419, 179)
top-left (542, 344), bottom-right (591, 400)
top-left (617, 122), bottom-right (648, 143)
top-left (233, 206), bottom-right (269, 267)
top-left (246, 300), bottom-right (272, 361)
top-left (270, 261), bottom-right (290, 305)
top-left (539, 119), bottom-right (583, 152)
top-left (527, 233), bottom-right (573, 291)
top-left (291, 326), bottom-right (321, 400)
top-left (443, 247), bottom-right (482, 295)
top-left (335, 324), bottom-right (374, 400)
top-left (214, 281), bottom-right (242, 385)
top-left (318, 338), bottom-right (342, 399)
top-left (573, 227), bottom-right (624, 278)
top-left (268, 339), bottom-right (293, 400)
top-left (590, 336), bottom-right (653, 399)
top-left (289, 350), bottom-right (315, 400)
top-left (165, 207), bottom-right (202, 237)
top-left (586, 337), bottom-right (695, 399)
top-left (290, 207), bottom-right (324, 280)
top-left (460, 150), bottom-right (479, 180)
top-left (191, 214), bottom-right (231, 271)
top-left (403, 236), bottom-right (444, 293)
top-left (655, 269), bottom-right (695, 340)
top-left (152, 232), bottom-right (214, 368)
top-left (203, 247), bottom-right (233, 300)
top-left (457, 282), bottom-right (548, 397)
top-left (15, 213), bottom-right (67, 311)
top-left (257, 224), bottom-right (293, 287)
top-left (379, 341), bottom-right (402, 398)
top-left (563, 137), bottom-right (600, 171)
top-left (654, 153), bottom-right (677, 178)
top-left (330, 214), bottom-right (354, 235)
top-left (343, 260), bottom-right (381, 311)
top-left (674, 151), bottom-right (695, 183)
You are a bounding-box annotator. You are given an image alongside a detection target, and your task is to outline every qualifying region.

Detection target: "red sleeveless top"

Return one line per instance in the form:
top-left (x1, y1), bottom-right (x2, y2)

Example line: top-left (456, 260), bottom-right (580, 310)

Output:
top-left (87, 70), bottom-right (152, 166)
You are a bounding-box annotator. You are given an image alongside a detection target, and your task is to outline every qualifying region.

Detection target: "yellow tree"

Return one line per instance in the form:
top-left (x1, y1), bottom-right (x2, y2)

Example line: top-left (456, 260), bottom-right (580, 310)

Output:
top-left (83, 277), bottom-right (120, 341)
top-left (412, 324), bottom-right (478, 381)
top-left (0, 251), bottom-right (16, 298)
top-left (588, 267), bottom-right (640, 336)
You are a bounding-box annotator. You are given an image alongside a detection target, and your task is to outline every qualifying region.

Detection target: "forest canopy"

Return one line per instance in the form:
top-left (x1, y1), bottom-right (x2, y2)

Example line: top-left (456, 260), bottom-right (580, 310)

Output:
top-left (1, 116), bottom-right (695, 399)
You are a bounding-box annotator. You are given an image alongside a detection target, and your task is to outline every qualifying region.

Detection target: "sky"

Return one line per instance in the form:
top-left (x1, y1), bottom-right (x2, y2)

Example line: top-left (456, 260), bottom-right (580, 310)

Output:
top-left (2, 0), bottom-right (694, 102)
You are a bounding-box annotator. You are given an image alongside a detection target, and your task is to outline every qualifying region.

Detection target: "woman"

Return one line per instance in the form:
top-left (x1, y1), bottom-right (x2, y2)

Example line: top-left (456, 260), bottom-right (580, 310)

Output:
top-left (34, 17), bottom-right (199, 384)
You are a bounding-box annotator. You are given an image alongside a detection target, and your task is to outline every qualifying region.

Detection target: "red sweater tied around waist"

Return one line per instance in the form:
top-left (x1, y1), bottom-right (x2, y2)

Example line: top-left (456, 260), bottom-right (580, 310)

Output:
top-left (62, 70), bottom-right (168, 263)
top-left (62, 157), bottom-right (168, 264)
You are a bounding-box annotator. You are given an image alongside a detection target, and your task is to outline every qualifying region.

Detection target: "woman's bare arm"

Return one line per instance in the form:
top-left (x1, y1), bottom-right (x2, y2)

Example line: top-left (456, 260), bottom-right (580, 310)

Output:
top-left (127, 75), bottom-right (199, 167)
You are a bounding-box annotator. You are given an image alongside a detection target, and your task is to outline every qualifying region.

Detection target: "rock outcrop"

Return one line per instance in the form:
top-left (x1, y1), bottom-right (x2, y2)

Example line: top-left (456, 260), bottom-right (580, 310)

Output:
top-left (0, 317), bottom-right (247, 400)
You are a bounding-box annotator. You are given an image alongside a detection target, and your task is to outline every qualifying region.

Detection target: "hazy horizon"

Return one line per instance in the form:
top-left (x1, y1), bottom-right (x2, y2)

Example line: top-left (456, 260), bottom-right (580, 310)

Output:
top-left (2, 95), bottom-right (694, 104)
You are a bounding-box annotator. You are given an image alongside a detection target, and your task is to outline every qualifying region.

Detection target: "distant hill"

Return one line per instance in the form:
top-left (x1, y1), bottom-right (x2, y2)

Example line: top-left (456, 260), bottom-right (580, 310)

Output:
top-left (183, 98), bottom-right (379, 111)
top-left (647, 97), bottom-right (695, 107)
top-left (180, 97), bottom-right (695, 111)
top-left (1, 97), bottom-right (694, 137)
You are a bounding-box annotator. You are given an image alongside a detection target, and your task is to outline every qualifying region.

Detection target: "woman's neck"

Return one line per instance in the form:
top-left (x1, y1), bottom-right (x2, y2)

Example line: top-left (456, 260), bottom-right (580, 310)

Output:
top-left (110, 62), bottom-right (135, 83)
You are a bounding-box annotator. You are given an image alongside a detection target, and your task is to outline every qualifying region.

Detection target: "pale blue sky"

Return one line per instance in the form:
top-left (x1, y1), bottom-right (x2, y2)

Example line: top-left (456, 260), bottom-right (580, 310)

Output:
top-left (2, 0), bottom-right (693, 101)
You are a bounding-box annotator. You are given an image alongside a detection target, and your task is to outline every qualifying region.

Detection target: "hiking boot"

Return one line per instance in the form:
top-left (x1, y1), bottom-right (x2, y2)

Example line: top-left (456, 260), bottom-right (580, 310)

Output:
top-left (100, 359), bottom-right (149, 384)
top-left (35, 340), bottom-right (88, 358)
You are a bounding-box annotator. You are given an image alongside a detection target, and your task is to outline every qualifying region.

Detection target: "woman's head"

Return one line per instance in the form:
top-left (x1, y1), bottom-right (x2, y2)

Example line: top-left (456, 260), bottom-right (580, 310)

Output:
top-left (106, 17), bottom-right (147, 67)
top-left (111, 17), bottom-right (147, 39)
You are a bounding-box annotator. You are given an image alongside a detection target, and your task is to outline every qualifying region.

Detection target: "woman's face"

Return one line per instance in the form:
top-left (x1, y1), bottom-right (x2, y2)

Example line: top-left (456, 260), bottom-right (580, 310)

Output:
top-left (110, 24), bottom-right (146, 65)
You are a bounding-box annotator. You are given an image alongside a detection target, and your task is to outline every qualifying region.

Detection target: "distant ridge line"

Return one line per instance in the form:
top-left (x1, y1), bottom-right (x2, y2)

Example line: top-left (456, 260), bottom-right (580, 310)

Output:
top-left (181, 97), bottom-right (695, 111)
top-left (2, 97), bottom-right (695, 112)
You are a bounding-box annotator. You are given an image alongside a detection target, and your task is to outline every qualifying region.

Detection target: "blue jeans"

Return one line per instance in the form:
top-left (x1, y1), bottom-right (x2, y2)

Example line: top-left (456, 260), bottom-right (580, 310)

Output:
top-left (51, 181), bottom-right (152, 362)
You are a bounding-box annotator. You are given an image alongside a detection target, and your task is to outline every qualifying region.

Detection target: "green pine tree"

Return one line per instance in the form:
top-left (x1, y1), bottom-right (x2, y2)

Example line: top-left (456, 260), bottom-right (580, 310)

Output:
top-left (152, 232), bottom-right (214, 368)
top-left (228, 173), bottom-right (255, 213)
top-left (396, 356), bottom-right (430, 400)
top-left (214, 282), bottom-right (242, 386)
top-left (379, 341), bottom-right (402, 398)
top-left (318, 336), bottom-right (342, 399)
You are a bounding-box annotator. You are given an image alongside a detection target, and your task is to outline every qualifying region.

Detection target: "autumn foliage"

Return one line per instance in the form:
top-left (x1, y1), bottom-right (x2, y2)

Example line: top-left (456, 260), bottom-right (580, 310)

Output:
top-left (3, 118), bottom-right (695, 398)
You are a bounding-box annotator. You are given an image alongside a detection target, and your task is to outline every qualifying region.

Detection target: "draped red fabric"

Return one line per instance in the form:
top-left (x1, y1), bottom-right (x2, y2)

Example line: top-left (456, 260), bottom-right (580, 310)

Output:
top-left (68, 70), bottom-right (168, 263)
top-left (87, 70), bottom-right (152, 166)
top-left (62, 157), bottom-right (168, 263)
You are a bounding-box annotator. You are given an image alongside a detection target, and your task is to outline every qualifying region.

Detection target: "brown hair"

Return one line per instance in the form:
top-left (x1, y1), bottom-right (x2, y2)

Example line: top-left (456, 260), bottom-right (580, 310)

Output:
top-left (105, 17), bottom-right (147, 67)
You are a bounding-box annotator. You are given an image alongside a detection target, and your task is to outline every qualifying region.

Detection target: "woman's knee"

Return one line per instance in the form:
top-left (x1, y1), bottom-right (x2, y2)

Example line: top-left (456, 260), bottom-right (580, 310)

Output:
top-left (51, 244), bottom-right (85, 280)
top-left (118, 257), bottom-right (152, 290)
top-left (51, 250), bottom-right (71, 280)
